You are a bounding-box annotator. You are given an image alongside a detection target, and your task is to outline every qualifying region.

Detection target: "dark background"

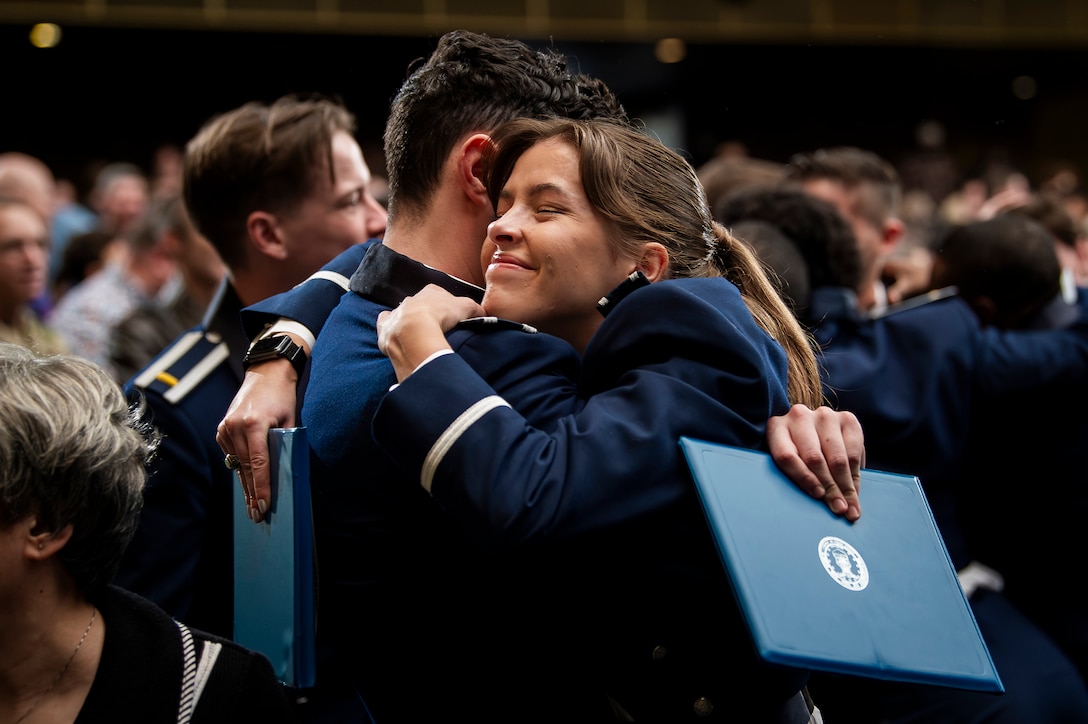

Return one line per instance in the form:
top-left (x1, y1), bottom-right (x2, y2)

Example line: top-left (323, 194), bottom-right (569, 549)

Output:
top-left (4, 21), bottom-right (1087, 198)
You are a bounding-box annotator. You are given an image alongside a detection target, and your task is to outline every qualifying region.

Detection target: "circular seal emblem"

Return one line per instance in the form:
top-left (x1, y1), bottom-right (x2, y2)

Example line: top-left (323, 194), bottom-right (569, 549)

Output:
top-left (818, 536), bottom-right (869, 591)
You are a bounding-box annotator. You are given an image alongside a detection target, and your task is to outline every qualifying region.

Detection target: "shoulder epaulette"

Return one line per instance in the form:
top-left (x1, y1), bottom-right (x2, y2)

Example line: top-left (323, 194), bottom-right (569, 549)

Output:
top-left (454, 316), bottom-right (538, 334)
top-left (132, 330), bottom-right (230, 404)
top-left (869, 286), bottom-right (958, 320)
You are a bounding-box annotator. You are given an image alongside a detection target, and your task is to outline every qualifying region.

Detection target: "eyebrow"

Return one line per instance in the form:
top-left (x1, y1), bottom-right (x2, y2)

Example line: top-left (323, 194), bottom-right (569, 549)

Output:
top-left (499, 181), bottom-right (575, 203)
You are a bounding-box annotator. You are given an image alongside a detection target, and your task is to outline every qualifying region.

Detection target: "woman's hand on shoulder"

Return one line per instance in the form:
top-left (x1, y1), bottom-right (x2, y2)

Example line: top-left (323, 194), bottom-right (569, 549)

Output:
top-left (377, 285), bottom-right (484, 381)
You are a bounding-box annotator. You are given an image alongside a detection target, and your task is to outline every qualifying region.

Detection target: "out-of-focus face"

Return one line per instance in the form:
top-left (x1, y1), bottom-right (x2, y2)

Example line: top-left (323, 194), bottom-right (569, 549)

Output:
top-left (801, 177), bottom-right (891, 284)
top-left (98, 175), bottom-right (149, 235)
top-left (277, 130), bottom-right (387, 278)
top-left (0, 204), bottom-right (49, 311)
top-left (482, 137), bottom-right (636, 352)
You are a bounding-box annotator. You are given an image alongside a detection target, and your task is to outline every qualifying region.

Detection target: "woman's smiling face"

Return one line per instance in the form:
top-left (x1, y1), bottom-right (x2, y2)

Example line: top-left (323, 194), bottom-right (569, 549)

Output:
top-left (481, 137), bottom-right (637, 351)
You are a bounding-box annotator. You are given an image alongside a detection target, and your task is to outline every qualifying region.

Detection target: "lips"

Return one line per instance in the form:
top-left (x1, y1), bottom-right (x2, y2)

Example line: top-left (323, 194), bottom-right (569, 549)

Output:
top-left (489, 252), bottom-right (531, 270)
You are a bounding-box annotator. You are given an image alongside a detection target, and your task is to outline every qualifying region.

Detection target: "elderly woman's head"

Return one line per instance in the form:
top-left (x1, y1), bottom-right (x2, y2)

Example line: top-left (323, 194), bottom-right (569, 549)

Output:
top-left (0, 343), bottom-right (158, 593)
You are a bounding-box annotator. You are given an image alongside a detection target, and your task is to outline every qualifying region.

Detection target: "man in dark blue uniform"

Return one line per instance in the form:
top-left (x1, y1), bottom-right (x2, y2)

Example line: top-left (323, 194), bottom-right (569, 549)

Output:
top-left (113, 96), bottom-right (386, 646)
top-left (932, 211), bottom-right (1088, 687)
top-left (716, 173), bottom-right (1088, 721)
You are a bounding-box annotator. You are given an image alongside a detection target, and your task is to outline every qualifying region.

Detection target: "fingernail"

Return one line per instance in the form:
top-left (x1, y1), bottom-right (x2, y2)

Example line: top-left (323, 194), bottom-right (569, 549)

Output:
top-left (258, 499), bottom-right (268, 515)
top-left (834, 499), bottom-right (847, 513)
top-left (246, 506), bottom-right (254, 522)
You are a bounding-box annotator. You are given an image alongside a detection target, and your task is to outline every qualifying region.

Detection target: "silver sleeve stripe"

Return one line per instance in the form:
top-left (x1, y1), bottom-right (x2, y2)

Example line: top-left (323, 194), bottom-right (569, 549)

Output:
top-left (421, 395), bottom-right (511, 493)
top-left (299, 269), bottom-right (351, 291)
top-left (164, 343), bottom-right (230, 404)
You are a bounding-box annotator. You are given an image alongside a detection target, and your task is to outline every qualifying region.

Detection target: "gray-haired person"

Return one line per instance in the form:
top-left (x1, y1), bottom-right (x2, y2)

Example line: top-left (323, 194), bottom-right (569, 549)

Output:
top-left (0, 342), bottom-right (295, 723)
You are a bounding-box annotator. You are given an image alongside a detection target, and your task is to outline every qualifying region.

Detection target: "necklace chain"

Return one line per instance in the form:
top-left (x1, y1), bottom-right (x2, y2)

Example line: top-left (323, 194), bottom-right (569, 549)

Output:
top-left (14, 606), bottom-right (96, 724)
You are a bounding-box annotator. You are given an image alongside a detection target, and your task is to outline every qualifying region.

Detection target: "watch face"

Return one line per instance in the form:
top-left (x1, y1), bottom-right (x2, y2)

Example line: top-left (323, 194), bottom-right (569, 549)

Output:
top-left (245, 336), bottom-right (304, 371)
top-left (257, 336), bottom-right (289, 354)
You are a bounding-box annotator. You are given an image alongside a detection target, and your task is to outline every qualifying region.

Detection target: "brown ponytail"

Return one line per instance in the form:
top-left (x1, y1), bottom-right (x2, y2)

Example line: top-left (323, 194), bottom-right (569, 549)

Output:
top-left (710, 222), bottom-right (824, 408)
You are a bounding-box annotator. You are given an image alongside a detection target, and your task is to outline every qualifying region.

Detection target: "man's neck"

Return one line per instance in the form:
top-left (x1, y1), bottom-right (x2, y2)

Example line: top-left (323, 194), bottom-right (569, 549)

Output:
top-left (184, 271), bottom-right (225, 312)
top-left (380, 196), bottom-right (490, 288)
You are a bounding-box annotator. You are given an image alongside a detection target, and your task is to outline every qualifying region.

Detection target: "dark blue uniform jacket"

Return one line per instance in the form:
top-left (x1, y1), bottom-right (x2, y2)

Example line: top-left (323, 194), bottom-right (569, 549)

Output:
top-left (114, 279), bottom-right (248, 638)
top-left (243, 243), bottom-right (812, 722)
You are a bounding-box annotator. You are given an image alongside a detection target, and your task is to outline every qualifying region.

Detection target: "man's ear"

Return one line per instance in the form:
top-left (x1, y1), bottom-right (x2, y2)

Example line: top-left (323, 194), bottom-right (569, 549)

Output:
top-left (25, 520), bottom-right (73, 560)
top-left (636, 242), bottom-right (670, 282)
top-left (458, 134), bottom-right (493, 211)
top-left (880, 218), bottom-right (905, 256)
top-left (246, 211), bottom-right (288, 261)
top-left (968, 294), bottom-right (999, 328)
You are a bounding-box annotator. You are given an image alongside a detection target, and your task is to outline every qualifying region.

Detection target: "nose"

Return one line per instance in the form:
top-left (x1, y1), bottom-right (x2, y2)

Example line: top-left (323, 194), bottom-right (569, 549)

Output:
top-left (487, 212), bottom-right (522, 248)
top-left (364, 194), bottom-right (388, 238)
top-left (21, 240), bottom-right (47, 267)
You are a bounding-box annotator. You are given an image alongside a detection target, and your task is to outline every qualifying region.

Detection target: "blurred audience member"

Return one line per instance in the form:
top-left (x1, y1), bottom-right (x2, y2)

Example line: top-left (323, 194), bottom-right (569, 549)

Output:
top-left (697, 153), bottom-right (786, 212)
top-left (51, 195), bottom-right (178, 377)
top-left (48, 177), bottom-right (99, 286)
top-left (90, 162), bottom-right (149, 237)
top-left (0, 152), bottom-right (55, 223)
top-left (713, 186), bottom-right (863, 322)
top-left (150, 144), bottom-right (184, 200)
top-left (0, 152), bottom-right (61, 318)
top-left (0, 198), bottom-right (66, 355)
top-left (719, 174), bottom-right (1088, 723)
top-left (932, 213), bottom-right (1088, 685)
top-left (1003, 191), bottom-right (1088, 301)
top-left (0, 342), bottom-right (295, 723)
top-left (731, 218), bottom-right (811, 317)
top-left (785, 146), bottom-right (925, 314)
top-left (109, 195), bottom-right (226, 384)
top-left (50, 229), bottom-right (120, 304)
top-left (897, 119), bottom-right (960, 210)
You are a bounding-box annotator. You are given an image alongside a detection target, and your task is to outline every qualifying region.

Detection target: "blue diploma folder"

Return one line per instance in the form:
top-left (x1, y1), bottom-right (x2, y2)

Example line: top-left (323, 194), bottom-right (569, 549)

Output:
top-left (679, 437), bottom-right (1003, 693)
top-left (233, 427), bottom-right (317, 688)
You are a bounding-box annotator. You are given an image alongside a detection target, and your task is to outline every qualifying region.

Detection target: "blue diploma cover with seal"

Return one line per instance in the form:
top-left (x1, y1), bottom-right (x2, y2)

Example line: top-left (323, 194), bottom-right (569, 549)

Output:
top-left (680, 437), bottom-right (1003, 693)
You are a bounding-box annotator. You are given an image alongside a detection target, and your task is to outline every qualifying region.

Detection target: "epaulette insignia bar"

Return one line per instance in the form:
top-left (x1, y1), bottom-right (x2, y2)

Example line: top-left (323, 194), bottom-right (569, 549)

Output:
top-left (869, 286), bottom-right (958, 320)
top-left (454, 316), bottom-right (538, 334)
top-left (133, 330), bottom-right (230, 404)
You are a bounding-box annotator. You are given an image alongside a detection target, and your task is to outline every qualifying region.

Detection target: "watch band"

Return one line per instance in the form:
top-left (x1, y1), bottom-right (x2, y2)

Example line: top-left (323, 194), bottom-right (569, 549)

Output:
top-left (243, 335), bottom-right (308, 378)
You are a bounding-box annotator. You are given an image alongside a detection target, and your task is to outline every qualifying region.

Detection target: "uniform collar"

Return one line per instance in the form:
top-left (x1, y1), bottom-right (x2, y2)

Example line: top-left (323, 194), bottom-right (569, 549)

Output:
top-left (204, 276), bottom-right (249, 379)
top-left (807, 286), bottom-right (863, 325)
top-left (348, 242), bottom-right (485, 306)
top-left (1026, 290), bottom-right (1081, 330)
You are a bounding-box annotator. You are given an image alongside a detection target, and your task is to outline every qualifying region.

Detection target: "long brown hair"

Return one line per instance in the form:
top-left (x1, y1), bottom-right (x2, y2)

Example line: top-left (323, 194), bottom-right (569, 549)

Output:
top-left (484, 118), bottom-right (823, 407)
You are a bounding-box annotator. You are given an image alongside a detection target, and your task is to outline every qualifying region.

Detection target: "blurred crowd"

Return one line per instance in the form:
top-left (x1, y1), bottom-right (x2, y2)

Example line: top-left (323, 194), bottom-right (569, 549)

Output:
top-left (2, 31), bottom-right (1087, 723)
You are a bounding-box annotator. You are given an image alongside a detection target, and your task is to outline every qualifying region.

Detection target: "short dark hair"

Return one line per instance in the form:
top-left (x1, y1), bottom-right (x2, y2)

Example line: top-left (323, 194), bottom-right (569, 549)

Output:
top-left (714, 186), bottom-right (863, 315)
top-left (1003, 191), bottom-right (1079, 248)
top-left (382, 30), bottom-right (628, 221)
top-left (121, 193), bottom-right (191, 253)
top-left (932, 214), bottom-right (1062, 329)
top-left (182, 95), bottom-right (356, 269)
top-left (786, 146), bottom-right (901, 230)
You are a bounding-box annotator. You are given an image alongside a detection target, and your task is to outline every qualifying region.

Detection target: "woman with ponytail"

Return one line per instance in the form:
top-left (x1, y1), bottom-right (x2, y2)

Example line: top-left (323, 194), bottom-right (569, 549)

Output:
top-left (371, 117), bottom-right (842, 722)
